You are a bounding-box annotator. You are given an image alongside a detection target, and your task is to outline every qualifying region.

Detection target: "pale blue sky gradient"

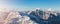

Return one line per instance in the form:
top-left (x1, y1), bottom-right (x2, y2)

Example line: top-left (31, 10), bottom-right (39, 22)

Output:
top-left (0, 0), bottom-right (60, 11)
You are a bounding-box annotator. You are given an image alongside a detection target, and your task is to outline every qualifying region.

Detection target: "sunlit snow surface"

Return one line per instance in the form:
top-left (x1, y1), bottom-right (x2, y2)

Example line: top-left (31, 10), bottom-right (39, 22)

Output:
top-left (0, 11), bottom-right (38, 24)
top-left (0, 9), bottom-right (60, 24)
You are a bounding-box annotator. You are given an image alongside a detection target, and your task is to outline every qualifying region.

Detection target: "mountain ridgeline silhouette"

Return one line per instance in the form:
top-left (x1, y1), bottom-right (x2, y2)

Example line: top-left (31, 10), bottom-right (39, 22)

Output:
top-left (19, 9), bottom-right (60, 24)
top-left (0, 8), bottom-right (60, 24)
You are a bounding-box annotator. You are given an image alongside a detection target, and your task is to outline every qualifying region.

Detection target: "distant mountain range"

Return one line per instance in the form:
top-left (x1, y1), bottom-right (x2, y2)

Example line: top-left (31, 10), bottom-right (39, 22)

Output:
top-left (19, 8), bottom-right (60, 24)
top-left (0, 8), bottom-right (60, 24)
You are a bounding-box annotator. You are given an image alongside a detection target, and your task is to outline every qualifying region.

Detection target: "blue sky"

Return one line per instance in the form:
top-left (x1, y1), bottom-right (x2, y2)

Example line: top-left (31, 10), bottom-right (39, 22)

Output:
top-left (0, 0), bottom-right (60, 11)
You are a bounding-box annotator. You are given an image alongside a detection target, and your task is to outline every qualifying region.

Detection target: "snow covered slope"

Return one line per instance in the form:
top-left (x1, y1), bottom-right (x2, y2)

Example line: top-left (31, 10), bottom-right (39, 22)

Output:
top-left (0, 8), bottom-right (60, 24)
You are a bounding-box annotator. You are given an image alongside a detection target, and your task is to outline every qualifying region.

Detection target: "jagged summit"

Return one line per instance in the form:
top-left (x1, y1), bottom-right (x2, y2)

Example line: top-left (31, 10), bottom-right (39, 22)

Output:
top-left (0, 8), bottom-right (60, 24)
top-left (47, 8), bottom-right (54, 12)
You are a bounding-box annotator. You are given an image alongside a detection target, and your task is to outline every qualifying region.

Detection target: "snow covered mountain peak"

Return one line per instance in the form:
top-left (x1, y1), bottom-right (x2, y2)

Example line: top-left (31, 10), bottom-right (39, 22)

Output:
top-left (47, 8), bottom-right (54, 12)
top-left (0, 8), bottom-right (60, 24)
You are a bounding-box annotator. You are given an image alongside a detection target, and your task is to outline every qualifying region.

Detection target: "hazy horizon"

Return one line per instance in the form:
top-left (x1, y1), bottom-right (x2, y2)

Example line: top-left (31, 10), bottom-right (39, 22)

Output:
top-left (0, 0), bottom-right (60, 11)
